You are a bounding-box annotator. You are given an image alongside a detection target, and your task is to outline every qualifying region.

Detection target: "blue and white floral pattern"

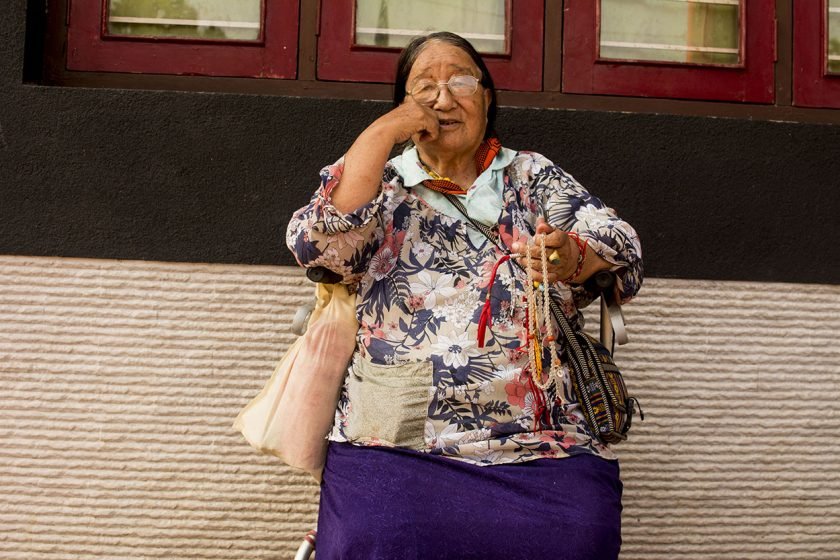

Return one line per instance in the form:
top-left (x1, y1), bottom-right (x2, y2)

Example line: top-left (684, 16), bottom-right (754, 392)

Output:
top-left (286, 150), bottom-right (643, 465)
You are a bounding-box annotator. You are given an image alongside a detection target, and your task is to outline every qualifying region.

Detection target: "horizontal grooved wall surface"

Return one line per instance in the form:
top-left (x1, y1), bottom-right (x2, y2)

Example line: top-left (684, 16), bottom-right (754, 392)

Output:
top-left (1, 255), bottom-right (839, 559)
top-left (0, 256), bottom-right (319, 560)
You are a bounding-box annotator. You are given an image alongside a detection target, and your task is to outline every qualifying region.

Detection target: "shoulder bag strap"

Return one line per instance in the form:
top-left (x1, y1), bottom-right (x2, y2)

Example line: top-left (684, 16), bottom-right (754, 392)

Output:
top-left (443, 194), bottom-right (499, 244)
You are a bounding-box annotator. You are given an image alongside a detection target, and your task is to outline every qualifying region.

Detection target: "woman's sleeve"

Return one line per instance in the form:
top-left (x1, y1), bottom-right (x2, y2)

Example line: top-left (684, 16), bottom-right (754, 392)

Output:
top-left (285, 158), bottom-right (400, 285)
top-left (530, 154), bottom-right (643, 306)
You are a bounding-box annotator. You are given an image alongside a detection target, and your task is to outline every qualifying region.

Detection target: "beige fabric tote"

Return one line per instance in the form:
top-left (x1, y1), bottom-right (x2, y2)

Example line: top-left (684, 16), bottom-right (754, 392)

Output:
top-left (234, 282), bottom-right (358, 481)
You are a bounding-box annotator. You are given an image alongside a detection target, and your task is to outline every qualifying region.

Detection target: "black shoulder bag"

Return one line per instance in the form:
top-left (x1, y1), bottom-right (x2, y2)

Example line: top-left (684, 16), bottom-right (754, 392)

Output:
top-left (442, 193), bottom-right (643, 444)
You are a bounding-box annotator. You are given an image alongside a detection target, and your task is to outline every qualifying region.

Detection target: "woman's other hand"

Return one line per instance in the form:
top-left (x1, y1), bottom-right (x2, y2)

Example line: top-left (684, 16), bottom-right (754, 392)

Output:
top-left (512, 217), bottom-right (613, 285)
top-left (511, 218), bottom-right (580, 284)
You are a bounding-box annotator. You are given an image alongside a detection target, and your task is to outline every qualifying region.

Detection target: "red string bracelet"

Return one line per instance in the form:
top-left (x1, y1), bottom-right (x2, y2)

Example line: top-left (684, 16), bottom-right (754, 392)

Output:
top-left (563, 232), bottom-right (588, 284)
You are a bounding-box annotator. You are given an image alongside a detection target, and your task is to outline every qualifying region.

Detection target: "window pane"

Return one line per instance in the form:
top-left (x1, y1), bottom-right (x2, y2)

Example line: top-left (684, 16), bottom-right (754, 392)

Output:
top-left (600, 0), bottom-right (741, 65)
top-left (354, 0), bottom-right (506, 54)
top-left (829, 0), bottom-right (840, 74)
top-left (107, 0), bottom-right (262, 41)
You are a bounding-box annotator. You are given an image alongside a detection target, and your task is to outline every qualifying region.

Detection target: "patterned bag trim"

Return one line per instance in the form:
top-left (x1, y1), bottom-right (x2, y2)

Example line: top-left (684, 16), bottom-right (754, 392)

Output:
top-left (443, 192), bottom-right (643, 445)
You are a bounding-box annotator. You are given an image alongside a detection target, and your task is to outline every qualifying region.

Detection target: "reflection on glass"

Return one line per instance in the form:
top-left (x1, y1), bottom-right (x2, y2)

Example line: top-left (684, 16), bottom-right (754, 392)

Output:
top-left (355, 0), bottom-right (506, 54)
top-left (600, 0), bottom-right (740, 65)
top-left (107, 0), bottom-right (262, 41)
top-left (829, 0), bottom-right (840, 74)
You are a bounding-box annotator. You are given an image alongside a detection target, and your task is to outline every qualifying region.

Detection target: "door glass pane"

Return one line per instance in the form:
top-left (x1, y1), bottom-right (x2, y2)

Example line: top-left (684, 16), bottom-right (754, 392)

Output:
top-left (107, 0), bottom-right (262, 41)
top-left (354, 0), bottom-right (507, 54)
top-left (829, 0), bottom-right (840, 74)
top-left (600, 0), bottom-right (741, 65)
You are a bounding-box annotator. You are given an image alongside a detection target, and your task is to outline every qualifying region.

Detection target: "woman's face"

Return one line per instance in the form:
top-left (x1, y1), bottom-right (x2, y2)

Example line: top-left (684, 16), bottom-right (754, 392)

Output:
top-left (404, 41), bottom-right (491, 159)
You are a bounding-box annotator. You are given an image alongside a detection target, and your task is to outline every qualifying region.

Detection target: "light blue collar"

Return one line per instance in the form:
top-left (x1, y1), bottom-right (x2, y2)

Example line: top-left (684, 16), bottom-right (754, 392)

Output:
top-left (390, 145), bottom-right (516, 246)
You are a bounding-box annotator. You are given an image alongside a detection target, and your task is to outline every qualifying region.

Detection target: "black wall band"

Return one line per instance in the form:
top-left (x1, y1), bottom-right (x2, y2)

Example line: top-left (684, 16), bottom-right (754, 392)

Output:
top-left (2, 7), bottom-right (839, 284)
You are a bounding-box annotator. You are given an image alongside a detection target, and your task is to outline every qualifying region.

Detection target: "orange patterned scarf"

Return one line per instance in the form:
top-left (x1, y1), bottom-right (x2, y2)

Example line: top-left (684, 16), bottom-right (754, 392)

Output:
top-left (420, 136), bottom-right (502, 196)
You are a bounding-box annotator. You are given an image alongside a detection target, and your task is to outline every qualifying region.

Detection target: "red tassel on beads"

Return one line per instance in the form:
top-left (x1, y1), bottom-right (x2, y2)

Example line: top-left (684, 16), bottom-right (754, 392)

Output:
top-left (477, 302), bottom-right (492, 348)
top-left (476, 254), bottom-right (511, 348)
top-left (526, 372), bottom-right (548, 431)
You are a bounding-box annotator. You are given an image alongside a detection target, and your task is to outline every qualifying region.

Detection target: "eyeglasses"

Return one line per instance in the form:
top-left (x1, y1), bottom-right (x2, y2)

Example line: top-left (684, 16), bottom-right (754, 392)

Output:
top-left (408, 75), bottom-right (481, 105)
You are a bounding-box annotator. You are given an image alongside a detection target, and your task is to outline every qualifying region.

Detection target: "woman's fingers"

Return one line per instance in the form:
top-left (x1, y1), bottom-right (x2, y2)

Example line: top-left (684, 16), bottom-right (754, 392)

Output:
top-left (514, 253), bottom-right (563, 283)
top-left (511, 225), bottom-right (577, 282)
top-left (525, 271), bottom-right (560, 284)
top-left (417, 108), bottom-right (440, 141)
top-left (406, 99), bottom-right (440, 141)
top-left (521, 233), bottom-right (571, 261)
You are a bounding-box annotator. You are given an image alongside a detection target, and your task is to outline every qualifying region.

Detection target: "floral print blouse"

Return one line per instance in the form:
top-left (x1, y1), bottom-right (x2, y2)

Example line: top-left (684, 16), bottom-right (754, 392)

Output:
top-left (286, 147), bottom-right (643, 466)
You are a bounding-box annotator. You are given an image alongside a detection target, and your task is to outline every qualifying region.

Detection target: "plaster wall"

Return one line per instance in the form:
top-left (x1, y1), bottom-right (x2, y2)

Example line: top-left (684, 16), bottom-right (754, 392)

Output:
top-left (2, 255), bottom-right (839, 559)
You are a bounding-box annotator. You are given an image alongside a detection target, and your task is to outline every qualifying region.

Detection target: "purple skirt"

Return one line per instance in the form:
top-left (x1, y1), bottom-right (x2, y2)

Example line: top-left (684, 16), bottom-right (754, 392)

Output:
top-left (315, 442), bottom-right (622, 560)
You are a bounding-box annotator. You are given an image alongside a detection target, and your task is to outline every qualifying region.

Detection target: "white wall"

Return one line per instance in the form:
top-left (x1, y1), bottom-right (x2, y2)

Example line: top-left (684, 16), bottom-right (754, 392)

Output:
top-left (1, 255), bottom-right (838, 559)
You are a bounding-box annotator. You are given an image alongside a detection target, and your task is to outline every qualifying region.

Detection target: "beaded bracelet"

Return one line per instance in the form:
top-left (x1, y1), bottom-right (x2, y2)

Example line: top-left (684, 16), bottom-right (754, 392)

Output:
top-left (563, 232), bottom-right (588, 284)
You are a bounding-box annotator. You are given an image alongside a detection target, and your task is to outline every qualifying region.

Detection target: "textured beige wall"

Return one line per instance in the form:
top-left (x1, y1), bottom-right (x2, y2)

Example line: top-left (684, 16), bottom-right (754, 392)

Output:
top-left (1, 255), bottom-right (838, 559)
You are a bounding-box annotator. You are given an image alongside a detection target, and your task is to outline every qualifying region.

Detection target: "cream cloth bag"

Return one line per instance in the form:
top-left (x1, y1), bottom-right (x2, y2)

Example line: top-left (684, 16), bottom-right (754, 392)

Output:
top-left (234, 282), bottom-right (358, 481)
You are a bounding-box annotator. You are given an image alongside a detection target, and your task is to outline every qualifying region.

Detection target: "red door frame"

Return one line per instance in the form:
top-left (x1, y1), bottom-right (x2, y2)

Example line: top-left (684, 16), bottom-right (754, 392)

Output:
top-left (67, 0), bottom-right (299, 78)
top-left (562, 0), bottom-right (776, 103)
top-left (316, 0), bottom-right (544, 91)
top-left (793, 0), bottom-right (840, 108)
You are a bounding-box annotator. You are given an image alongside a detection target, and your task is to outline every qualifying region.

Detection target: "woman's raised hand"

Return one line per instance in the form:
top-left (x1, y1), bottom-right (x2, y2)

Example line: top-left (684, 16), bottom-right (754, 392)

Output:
top-left (332, 99), bottom-right (439, 213)
top-left (374, 98), bottom-right (441, 145)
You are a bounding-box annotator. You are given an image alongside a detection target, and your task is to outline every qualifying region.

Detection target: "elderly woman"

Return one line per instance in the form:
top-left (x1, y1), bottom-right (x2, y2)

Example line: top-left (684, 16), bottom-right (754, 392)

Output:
top-left (287, 32), bottom-right (642, 560)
